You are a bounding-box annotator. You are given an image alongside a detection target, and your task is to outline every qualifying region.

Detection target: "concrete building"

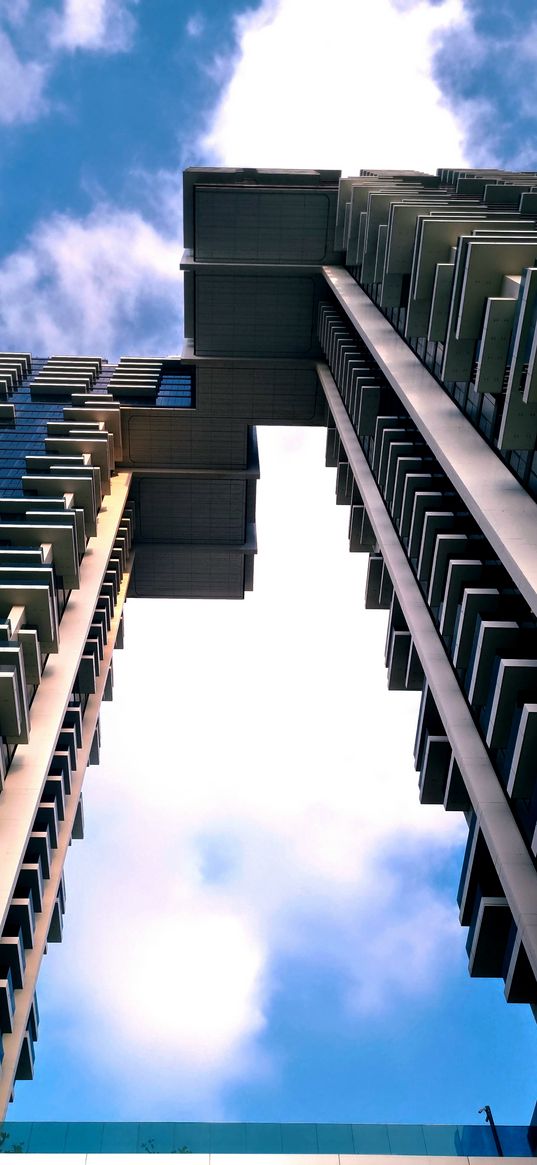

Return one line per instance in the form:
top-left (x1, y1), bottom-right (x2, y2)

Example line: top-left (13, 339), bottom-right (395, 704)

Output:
top-left (0, 166), bottom-right (537, 1117)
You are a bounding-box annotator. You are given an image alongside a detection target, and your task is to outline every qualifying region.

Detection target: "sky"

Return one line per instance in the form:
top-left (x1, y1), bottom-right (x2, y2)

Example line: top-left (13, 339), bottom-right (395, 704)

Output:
top-left (1, 0), bottom-right (536, 1129)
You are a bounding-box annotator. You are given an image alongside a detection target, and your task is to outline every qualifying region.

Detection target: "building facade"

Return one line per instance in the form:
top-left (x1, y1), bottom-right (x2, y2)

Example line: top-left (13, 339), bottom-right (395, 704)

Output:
top-left (0, 1118), bottom-right (536, 1157)
top-left (0, 166), bottom-right (536, 1116)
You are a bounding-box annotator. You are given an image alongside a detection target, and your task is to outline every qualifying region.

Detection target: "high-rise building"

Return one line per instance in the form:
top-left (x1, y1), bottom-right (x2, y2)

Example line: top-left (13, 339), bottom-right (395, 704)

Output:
top-left (0, 165), bottom-right (536, 1117)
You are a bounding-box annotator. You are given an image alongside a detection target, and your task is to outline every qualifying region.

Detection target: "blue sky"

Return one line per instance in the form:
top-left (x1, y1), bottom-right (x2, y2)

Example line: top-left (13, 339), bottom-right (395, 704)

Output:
top-left (1, 0), bottom-right (536, 1129)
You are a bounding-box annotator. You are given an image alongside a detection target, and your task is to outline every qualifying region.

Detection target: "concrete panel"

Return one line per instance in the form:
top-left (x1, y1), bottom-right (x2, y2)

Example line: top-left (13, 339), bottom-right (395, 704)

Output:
top-left (474, 297), bottom-right (517, 394)
top-left (130, 547), bottom-right (247, 599)
top-left (192, 363), bottom-right (322, 425)
top-left (137, 478), bottom-right (247, 545)
top-left (195, 275), bottom-right (319, 358)
top-left (123, 412), bottom-right (249, 470)
top-left (426, 263), bottom-right (454, 342)
top-left (455, 240), bottom-right (536, 341)
top-left (195, 187), bottom-right (337, 263)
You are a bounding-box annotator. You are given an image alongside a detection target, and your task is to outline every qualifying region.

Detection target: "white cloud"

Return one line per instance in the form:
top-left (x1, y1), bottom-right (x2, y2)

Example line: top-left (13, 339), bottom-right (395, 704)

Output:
top-left (0, 28), bottom-right (48, 124)
top-left (0, 0), bottom-right (31, 25)
top-left (0, 0), bottom-right (138, 131)
top-left (48, 0), bottom-right (138, 53)
top-left (432, 11), bottom-right (537, 169)
top-left (344, 892), bottom-right (459, 1015)
top-left (59, 881), bottom-right (267, 1078)
top-left (0, 201), bottom-right (179, 359)
top-left (35, 430), bottom-right (465, 1113)
top-left (186, 12), bottom-right (205, 38)
top-left (202, 0), bottom-right (469, 173)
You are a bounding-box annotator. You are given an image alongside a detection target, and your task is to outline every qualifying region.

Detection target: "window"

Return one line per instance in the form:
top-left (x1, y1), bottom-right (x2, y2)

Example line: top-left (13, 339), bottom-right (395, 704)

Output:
top-left (156, 362), bottom-right (194, 408)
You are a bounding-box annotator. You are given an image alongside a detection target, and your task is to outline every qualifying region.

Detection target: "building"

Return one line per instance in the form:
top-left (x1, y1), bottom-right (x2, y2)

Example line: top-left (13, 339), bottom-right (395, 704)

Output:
top-left (0, 166), bottom-right (537, 1118)
top-left (0, 1118), bottom-right (536, 1157)
top-left (182, 164), bottom-right (537, 1018)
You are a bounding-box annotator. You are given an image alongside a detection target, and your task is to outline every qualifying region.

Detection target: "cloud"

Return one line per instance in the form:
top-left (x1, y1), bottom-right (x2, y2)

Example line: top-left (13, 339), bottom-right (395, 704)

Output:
top-left (186, 12), bottom-right (206, 38)
top-left (0, 199), bottom-right (180, 359)
top-left (201, 0), bottom-right (469, 173)
top-left (58, 876), bottom-right (267, 1082)
top-left (0, 0), bottom-right (139, 130)
top-left (0, 28), bottom-right (48, 124)
top-left (431, 1), bottom-right (537, 167)
top-left (0, 0), bottom-right (31, 25)
top-left (35, 430), bottom-right (465, 1114)
top-left (343, 887), bottom-right (460, 1016)
top-left (48, 0), bottom-right (138, 53)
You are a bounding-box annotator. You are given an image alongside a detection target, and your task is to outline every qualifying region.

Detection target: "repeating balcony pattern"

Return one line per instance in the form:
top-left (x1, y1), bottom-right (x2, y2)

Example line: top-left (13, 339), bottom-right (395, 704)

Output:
top-left (0, 377), bottom-right (133, 1104)
top-left (0, 355), bottom-right (32, 424)
top-left (106, 357), bottom-right (194, 407)
top-left (29, 357), bottom-right (103, 398)
top-left (107, 357), bottom-right (162, 400)
top-left (336, 169), bottom-right (537, 496)
top-left (318, 300), bottom-right (537, 1009)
